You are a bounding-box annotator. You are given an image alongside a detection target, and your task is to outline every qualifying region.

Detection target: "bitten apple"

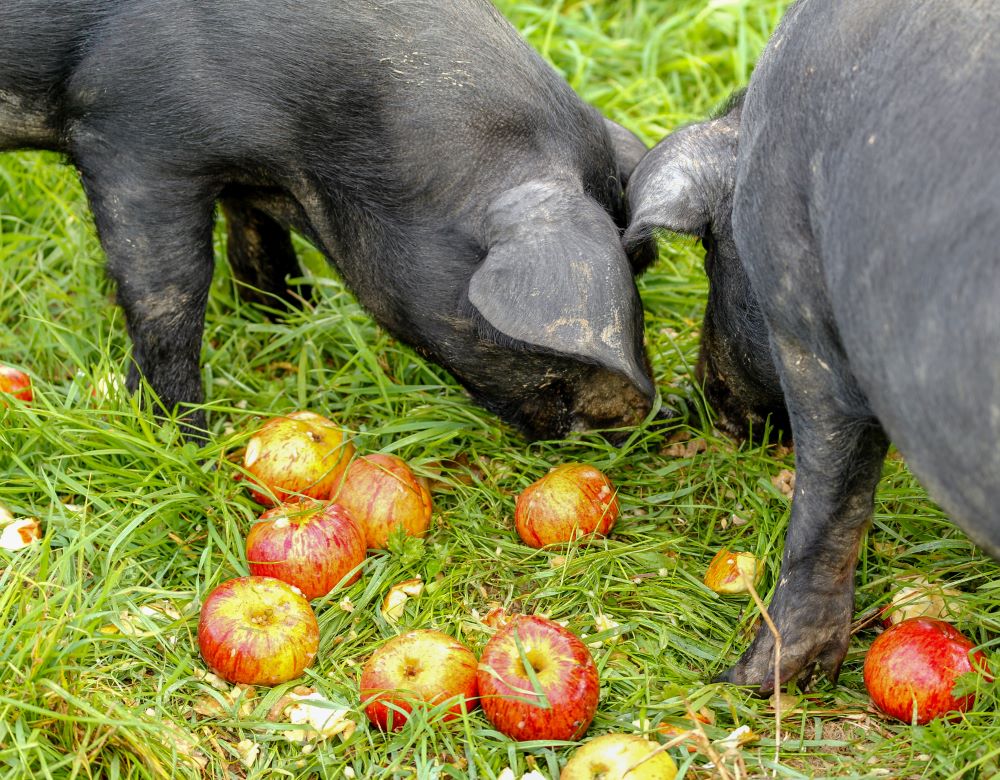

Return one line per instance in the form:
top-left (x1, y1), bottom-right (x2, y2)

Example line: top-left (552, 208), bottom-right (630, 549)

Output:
top-left (703, 548), bottom-right (760, 595)
top-left (863, 617), bottom-right (990, 724)
top-left (242, 411), bottom-right (354, 506)
top-left (334, 453), bottom-right (432, 549)
top-left (198, 576), bottom-right (320, 686)
top-left (477, 614), bottom-right (599, 741)
top-left (0, 365), bottom-right (32, 402)
top-left (360, 629), bottom-right (479, 731)
top-left (246, 499), bottom-right (366, 600)
top-left (515, 463), bottom-right (619, 548)
top-left (561, 733), bottom-right (677, 780)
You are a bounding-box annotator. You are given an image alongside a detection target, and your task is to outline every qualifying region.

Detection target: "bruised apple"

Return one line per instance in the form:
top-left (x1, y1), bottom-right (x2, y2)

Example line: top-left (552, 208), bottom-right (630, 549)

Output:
top-left (561, 733), bottom-right (677, 780)
top-left (242, 411), bottom-right (354, 506)
top-left (477, 614), bottom-right (599, 741)
top-left (515, 463), bottom-right (619, 548)
top-left (0, 365), bottom-right (32, 403)
top-left (863, 617), bottom-right (990, 724)
top-left (334, 453), bottom-right (432, 549)
top-left (198, 576), bottom-right (319, 686)
top-left (246, 499), bottom-right (367, 600)
top-left (360, 629), bottom-right (479, 731)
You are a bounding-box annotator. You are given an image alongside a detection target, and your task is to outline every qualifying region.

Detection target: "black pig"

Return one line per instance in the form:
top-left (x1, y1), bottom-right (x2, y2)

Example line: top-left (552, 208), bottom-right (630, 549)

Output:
top-left (0, 0), bottom-right (657, 440)
top-left (626, 0), bottom-right (1000, 690)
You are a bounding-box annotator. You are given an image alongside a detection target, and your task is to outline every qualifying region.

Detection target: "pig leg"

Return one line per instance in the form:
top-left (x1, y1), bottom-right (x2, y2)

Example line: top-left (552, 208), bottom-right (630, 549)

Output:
top-left (220, 197), bottom-right (309, 309)
top-left (78, 159), bottom-right (217, 439)
top-left (720, 333), bottom-right (889, 692)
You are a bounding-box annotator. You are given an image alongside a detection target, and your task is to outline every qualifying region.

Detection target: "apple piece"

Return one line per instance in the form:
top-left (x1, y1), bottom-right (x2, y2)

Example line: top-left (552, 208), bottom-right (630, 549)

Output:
top-left (246, 499), bottom-right (366, 600)
top-left (514, 463), bottom-right (619, 548)
top-left (198, 576), bottom-right (320, 686)
top-left (0, 365), bottom-right (32, 403)
top-left (333, 453), bottom-right (432, 549)
top-left (863, 617), bottom-right (990, 724)
top-left (561, 733), bottom-right (677, 780)
top-left (703, 548), bottom-right (760, 595)
top-left (380, 577), bottom-right (425, 624)
top-left (242, 411), bottom-right (354, 506)
top-left (882, 576), bottom-right (963, 627)
top-left (360, 629), bottom-right (479, 731)
top-left (477, 614), bottom-right (599, 741)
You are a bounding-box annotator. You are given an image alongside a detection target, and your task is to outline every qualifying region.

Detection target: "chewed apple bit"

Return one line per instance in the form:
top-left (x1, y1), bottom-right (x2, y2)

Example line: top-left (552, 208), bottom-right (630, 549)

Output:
top-left (381, 578), bottom-right (424, 624)
top-left (0, 516), bottom-right (42, 551)
top-left (235, 739), bottom-right (260, 769)
top-left (278, 691), bottom-right (357, 744)
top-left (704, 548), bottom-right (760, 595)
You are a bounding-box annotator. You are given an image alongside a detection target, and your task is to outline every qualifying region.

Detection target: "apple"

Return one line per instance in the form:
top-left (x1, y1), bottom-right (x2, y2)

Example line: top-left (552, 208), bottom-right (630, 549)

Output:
top-left (198, 576), bottom-right (320, 686)
top-left (359, 629), bottom-right (479, 731)
top-left (245, 499), bottom-right (366, 600)
top-left (863, 617), bottom-right (990, 724)
top-left (703, 548), bottom-right (761, 595)
top-left (514, 463), bottom-right (619, 548)
top-left (882, 576), bottom-right (963, 627)
top-left (242, 411), bottom-right (354, 506)
top-left (561, 733), bottom-right (677, 780)
top-left (333, 453), bottom-right (432, 549)
top-left (477, 614), bottom-right (599, 741)
top-left (0, 365), bottom-right (32, 402)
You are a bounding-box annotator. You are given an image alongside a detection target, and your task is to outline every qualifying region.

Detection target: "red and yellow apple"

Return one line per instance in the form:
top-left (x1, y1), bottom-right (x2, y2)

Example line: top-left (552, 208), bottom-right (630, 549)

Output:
top-left (514, 463), bottom-right (619, 548)
top-left (0, 365), bottom-right (32, 403)
top-left (863, 617), bottom-right (990, 724)
top-left (359, 629), bottom-right (479, 731)
top-left (198, 576), bottom-right (320, 686)
top-left (560, 733), bottom-right (677, 780)
top-left (242, 411), bottom-right (354, 506)
top-left (477, 614), bottom-right (599, 741)
top-left (245, 499), bottom-right (366, 600)
top-left (333, 453), bottom-right (432, 549)
top-left (703, 548), bottom-right (761, 595)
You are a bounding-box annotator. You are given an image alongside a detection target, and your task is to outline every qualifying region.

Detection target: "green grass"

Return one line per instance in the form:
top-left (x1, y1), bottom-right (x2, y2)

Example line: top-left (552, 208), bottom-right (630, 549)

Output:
top-left (2, 1), bottom-right (999, 778)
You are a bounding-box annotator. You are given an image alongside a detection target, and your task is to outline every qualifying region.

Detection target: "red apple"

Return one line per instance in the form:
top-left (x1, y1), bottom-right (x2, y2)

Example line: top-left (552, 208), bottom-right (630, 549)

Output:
top-left (514, 463), bottom-right (619, 548)
top-left (863, 617), bottom-right (990, 724)
top-left (561, 733), bottom-right (677, 780)
top-left (242, 411), bottom-right (354, 506)
top-left (477, 614), bottom-right (599, 741)
top-left (333, 453), bottom-right (432, 549)
top-left (246, 499), bottom-right (366, 600)
top-left (359, 629), bottom-right (479, 731)
top-left (198, 576), bottom-right (320, 686)
top-left (0, 365), bottom-right (32, 403)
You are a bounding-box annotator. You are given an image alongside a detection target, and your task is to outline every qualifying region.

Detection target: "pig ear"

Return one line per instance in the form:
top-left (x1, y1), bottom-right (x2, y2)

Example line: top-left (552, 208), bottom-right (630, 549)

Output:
top-left (623, 115), bottom-right (739, 253)
top-left (468, 180), bottom-right (652, 397)
top-left (603, 118), bottom-right (648, 183)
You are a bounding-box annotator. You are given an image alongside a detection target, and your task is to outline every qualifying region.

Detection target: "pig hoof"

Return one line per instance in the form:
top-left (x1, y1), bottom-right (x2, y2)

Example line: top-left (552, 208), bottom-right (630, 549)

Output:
top-left (716, 624), bottom-right (849, 694)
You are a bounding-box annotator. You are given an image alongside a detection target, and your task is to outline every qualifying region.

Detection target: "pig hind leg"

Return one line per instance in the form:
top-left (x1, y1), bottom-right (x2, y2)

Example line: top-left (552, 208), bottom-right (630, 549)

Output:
top-left (78, 155), bottom-right (217, 439)
top-left (719, 331), bottom-right (889, 692)
top-left (220, 197), bottom-right (310, 309)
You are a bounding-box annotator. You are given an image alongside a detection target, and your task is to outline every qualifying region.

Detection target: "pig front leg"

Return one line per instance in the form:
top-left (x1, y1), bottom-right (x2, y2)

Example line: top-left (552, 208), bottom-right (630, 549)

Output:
top-left (78, 154), bottom-right (218, 439)
top-left (220, 195), bottom-right (310, 309)
top-left (720, 334), bottom-right (889, 692)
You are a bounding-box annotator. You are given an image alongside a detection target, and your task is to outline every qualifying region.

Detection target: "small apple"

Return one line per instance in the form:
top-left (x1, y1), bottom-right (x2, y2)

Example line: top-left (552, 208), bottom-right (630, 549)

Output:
top-left (0, 365), bottom-right (32, 402)
top-left (359, 629), bottom-right (479, 731)
top-left (561, 733), bottom-right (677, 780)
top-left (246, 499), bottom-right (366, 600)
top-left (514, 463), bottom-right (619, 548)
top-left (863, 617), bottom-right (990, 724)
top-left (703, 548), bottom-right (760, 595)
top-left (477, 615), bottom-right (599, 741)
top-left (242, 411), bottom-right (354, 506)
top-left (198, 576), bottom-right (320, 686)
top-left (333, 453), bottom-right (432, 549)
